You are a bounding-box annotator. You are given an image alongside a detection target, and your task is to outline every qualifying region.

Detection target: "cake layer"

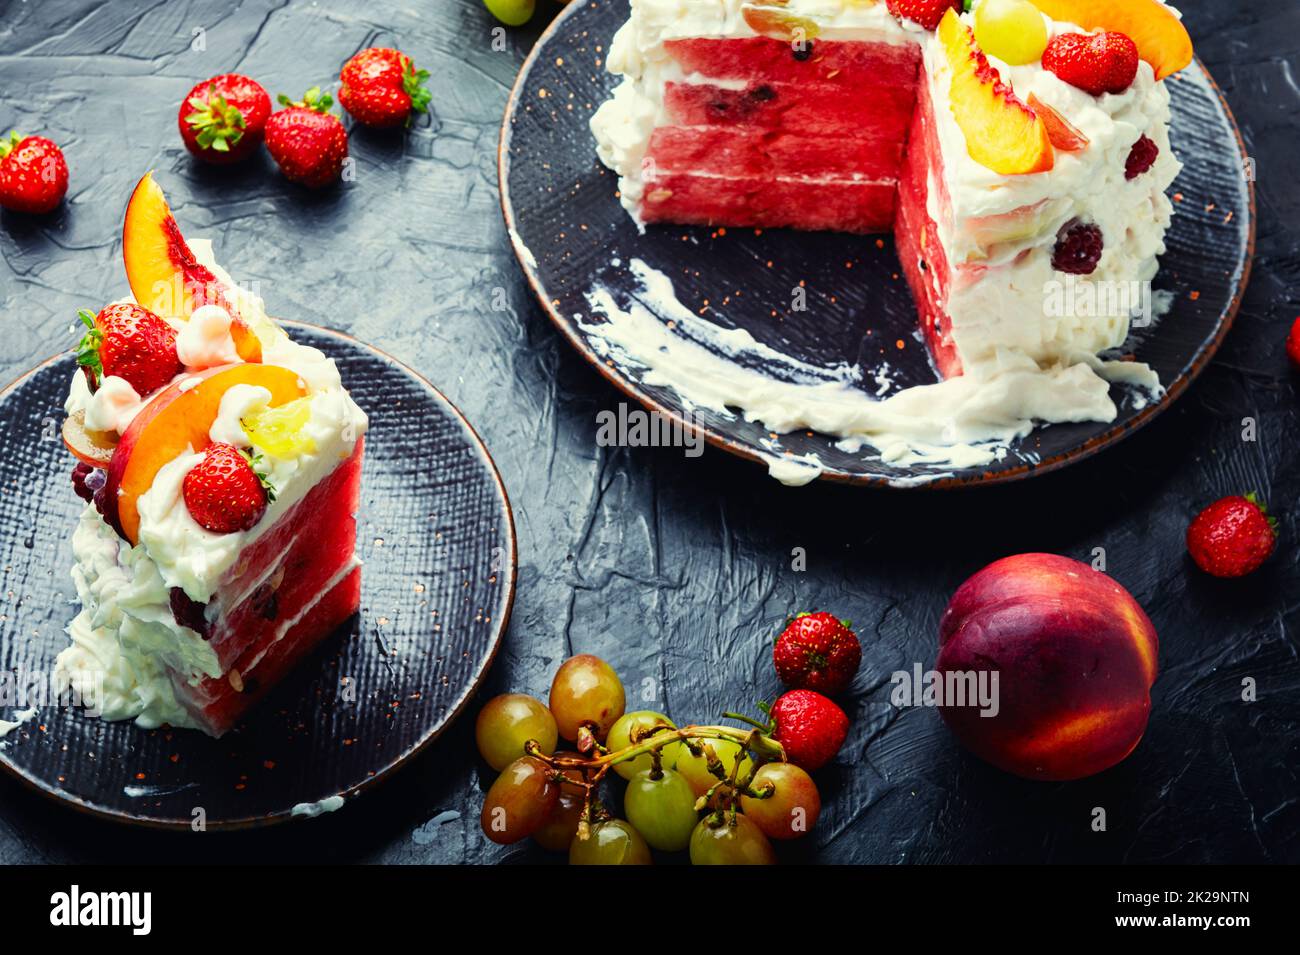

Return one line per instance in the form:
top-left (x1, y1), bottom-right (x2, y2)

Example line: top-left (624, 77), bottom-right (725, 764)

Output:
top-left (642, 171), bottom-right (897, 233)
top-left (663, 79), bottom-right (917, 137)
top-left (648, 125), bottom-right (904, 181)
top-left (203, 439), bottom-right (365, 672)
top-left (664, 37), bottom-right (921, 87)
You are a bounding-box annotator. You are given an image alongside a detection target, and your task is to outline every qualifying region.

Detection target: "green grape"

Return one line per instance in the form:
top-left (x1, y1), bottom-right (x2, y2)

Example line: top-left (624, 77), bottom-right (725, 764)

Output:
top-left (738, 763), bottom-right (821, 840)
top-left (623, 768), bottom-right (699, 852)
top-left (689, 814), bottom-right (777, 865)
top-left (480, 756), bottom-right (558, 845)
top-left (475, 693), bottom-right (558, 771)
top-left (569, 819), bottom-right (653, 865)
top-left (548, 654), bottom-right (626, 741)
top-left (675, 737), bottom-right (753, 800)
top-left (483, 0), bottom-right (535, 28)
top-left (605, 711), bottom-right (682, 780)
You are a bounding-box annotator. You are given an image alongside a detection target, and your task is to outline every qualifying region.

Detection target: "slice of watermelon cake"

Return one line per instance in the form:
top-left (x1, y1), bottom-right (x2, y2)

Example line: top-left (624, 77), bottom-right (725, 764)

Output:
top-left (55, 173), bottom-right (368, 737)
top-left (592, 0), bottom-right (1193, 399)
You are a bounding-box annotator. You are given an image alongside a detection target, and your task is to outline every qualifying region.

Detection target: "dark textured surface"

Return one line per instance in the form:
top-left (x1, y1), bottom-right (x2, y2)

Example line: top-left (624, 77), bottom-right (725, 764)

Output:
top-left (0, 0), bottom-right (1297, 862)
top-left (0, 323), bottom-right (515, 826)
top-left (503, 0), bottom-right (1252, 487)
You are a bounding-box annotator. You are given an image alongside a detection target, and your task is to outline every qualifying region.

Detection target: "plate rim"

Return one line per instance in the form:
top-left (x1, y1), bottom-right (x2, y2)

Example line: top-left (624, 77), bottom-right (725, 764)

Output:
top-left (498, 0), bottom-right (1257, 490)
top-left (0, 319), bottom-right (518, 830)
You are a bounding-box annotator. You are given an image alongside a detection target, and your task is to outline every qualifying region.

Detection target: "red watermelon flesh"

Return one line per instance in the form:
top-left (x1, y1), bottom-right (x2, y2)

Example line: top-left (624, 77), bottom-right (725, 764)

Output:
top-left (664, 37), bottom-right (921, 87)
top-left (171, 439), bottom-right (365, 736)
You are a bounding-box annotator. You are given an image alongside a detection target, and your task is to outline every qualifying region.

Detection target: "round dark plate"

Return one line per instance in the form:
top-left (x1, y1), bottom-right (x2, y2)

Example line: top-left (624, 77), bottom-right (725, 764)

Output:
top-left (500, 0), bottom-right (1255, 488)
top-left (0, 322), bottom-right (516, 829)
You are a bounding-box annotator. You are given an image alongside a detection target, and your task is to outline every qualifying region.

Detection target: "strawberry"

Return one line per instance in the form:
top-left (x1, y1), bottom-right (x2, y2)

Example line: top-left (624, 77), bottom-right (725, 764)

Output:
top-left (0, 132), bottom-right (69, 214)
top-left (265, 88), bottom-right (349, 188)
top-left (886, 0), bottom-right (962, 32)
top-left (1285, 316), bottom-right (1300, 370)
top-left (767, 689), bottom-right (849, 771)
top-left (338, 47), bottom-right (432, 128)
top-left (1042, 31), bottom-right (1140, 97)
top-left (1186, 494), bottom-right (1278, 579)
top-left (182, 443), bottom-right (275, 534)
top-left (77, 304), bottom-right (182, 396)
top-left (773, 612), bottom-right (861, 696)
top-left (179, 73), bottom-right (272, 164)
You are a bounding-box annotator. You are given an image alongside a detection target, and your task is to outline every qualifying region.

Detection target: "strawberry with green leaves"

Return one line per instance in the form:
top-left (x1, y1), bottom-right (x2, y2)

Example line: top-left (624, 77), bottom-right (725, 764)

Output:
top-left (0, 132), bottom-right (68, 214)
top-left (1186, 494), bottom-right (1279, 578)
top-left (183, 443), bottom-right (276, 534)
top-left (773, 611), bottom-right (861, 696)
top-left (339, 47), bottom-right (432, 128)
top-left (179, 74), bottom-right (272, 164)
top-left (77, 303), bottom-right (182, 396)
top-left (265, 87), bottom-right (349, 188)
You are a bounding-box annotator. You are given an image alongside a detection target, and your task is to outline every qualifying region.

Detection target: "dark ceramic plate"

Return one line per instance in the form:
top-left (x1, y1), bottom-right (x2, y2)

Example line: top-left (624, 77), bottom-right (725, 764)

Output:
top-left (0, 322), bottom-right (516, 829)
top-left (500, 0), bottom-right (1255, 488)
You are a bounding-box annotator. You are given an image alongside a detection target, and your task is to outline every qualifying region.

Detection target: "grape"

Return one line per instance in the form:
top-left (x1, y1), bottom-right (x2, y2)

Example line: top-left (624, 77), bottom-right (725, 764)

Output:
top-left (973, 0), bottom-right (1049, 66)
top-left (675, 737), bottom-right (753, 800)
top-left (623, 768), bottom-right (699, 852)
top-left (548, 655), bottom-right (625, 742)
top-left (605, 711), bottom-right (682, 780)
top-left (483, 0), bottom-right (535, 28)
top-left (532, 754), bottom-right (588, 852)
top-left (569, 819), bottom-right (652, 865)
top-left (479, 756), bottom-right (558, 844)
top-left (738, 763), bottom-right (821, 840)
top-left (689, 814), bottom-right (777, 865)
top-left (475, 694), bottom-right (558, 771)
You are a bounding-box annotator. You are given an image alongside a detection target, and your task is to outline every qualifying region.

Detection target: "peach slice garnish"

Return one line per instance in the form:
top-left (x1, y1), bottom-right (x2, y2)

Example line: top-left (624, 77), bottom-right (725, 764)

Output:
top-left (123, 172), bottom-right (262, 363)
top-left (1027, 0), bottom-right (1192, 80)
top-left (1027, 93), bottom-right (1089, 151)
top-left (102, 363), bottom-right (305, 545)
top-left (938, 9), bottom-right (1054, 176)
top-left (62, 409), bottom-right (118, 469)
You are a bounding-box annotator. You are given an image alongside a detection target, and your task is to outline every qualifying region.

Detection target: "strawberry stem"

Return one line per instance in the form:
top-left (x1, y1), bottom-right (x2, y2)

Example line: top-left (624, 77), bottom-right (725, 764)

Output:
top-left (0, 131), bottom-right (21, 160)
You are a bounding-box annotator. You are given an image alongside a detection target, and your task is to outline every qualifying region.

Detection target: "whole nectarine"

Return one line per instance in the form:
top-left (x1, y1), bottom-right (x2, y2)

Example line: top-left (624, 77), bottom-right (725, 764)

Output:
top-left (935, 553), bottom-right (1158, 781)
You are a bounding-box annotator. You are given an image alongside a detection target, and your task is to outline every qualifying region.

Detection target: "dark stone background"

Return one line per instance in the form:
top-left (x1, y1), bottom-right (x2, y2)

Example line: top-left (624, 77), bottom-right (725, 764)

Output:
top-left (0, 0), bottom-right (1295, 864)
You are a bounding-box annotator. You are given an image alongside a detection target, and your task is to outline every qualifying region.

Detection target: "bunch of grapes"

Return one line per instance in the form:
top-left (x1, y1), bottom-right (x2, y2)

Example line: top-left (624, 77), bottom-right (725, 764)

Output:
top-left (475, 654), bottom-right (823, 864)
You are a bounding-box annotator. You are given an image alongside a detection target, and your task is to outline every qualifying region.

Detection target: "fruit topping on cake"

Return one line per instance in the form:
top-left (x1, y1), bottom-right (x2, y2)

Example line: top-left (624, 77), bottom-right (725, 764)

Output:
top-left (183, 442), bottom-right (274, 533)
top-left (1041, 30), bottom-right (1139, 96)
top-left (937, 9), bottom-right (1053, 175)
top-left (1027, 0), bottom-right (1193, 80)
top-left (740, 3), bottom-right (821, 43)
top-left (972, 0), bottom-right (1049, 65)
top-left (1124, 134), bottom-right (1160, 179)
top-left (123, 171), bottom-right (263, 361)
top-left (1051, 220), bottom-right (1104, 274)
top-left (76, 304), bottom-right (183, 395)
top-left (1026, 93), bottom-right (1089, 151)
top-left (887, 0), bottom-right (963, 32)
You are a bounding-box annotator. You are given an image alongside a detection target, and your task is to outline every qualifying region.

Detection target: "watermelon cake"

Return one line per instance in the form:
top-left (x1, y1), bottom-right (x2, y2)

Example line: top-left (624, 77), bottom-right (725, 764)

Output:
top-left (55, 172), bottom-right (368, 737)
top-left (591, 0), bottom-right (1195, 464)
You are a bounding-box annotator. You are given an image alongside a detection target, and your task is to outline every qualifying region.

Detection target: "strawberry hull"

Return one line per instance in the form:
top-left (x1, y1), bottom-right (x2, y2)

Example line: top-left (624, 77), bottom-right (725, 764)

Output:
top-left (172, 439), bottom-right (364, 736)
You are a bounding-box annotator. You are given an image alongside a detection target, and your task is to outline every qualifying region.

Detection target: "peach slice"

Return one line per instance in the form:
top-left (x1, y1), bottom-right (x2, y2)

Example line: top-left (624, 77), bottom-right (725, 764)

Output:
top-left (938, 9), bottom-right (1054, 176)
top-left (102, 363), bottom-right (305, 545)
top-left (122, 172), bottom-right (262, 362)
top-left (62, 409), bottom-right (118, 468)
top-left (1027, 0), bottom-right (1192, 80)
top-left (1027, 93), bottom-right (1089, 151)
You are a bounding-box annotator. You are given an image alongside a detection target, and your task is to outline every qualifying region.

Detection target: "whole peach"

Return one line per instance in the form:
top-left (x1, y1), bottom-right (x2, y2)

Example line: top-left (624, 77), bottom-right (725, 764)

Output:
top-left (936, 553), bottom-right (1158, 781)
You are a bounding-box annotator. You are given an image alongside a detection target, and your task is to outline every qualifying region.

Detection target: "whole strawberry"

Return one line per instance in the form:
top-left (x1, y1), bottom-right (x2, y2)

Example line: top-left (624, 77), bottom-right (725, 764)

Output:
top-left (183, 443), bottom-right (275, 534)
top-left (339, 47), bottom-right (432, 128)
top-left (886, 0), bottom-right (962, 31)
top-left (768, 689), bottom-right (849, 772)
top-left (774, 612), bottom-right (861, 696)
top-left (77, 304), bottom-right (182, 396)
top-left (1186, 494), bottom-right (1278, 578)
top-left (179, 73), bottom-right (272, 164)
top-left (0, 132), bottom-right (69, 214)
top-left (1042, 31), bottom-right (1140, 97)
top-left (265, 88), bottom-right (349, 188)
top-left (1286, 316), bottom-right (1300, 370)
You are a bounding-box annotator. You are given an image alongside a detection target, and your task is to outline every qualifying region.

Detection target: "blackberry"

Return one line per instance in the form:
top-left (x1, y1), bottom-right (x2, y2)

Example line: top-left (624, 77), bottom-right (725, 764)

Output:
top-left (1052, 221), bottom-right (1104, 275)
top-left (1124, 135), bottom-right (1159, 180)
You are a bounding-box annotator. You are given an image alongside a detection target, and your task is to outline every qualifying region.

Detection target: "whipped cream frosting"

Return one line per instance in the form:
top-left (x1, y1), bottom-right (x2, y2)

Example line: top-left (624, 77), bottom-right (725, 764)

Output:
top-left (57, 241), bottom-right (368, 731)
top-left (588, 0), bottom-right (1183, 478)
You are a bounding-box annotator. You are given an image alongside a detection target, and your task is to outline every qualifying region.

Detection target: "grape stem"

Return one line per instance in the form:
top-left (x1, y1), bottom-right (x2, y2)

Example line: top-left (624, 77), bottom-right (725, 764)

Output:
top-left (527, 725), bottom-right (784, 783)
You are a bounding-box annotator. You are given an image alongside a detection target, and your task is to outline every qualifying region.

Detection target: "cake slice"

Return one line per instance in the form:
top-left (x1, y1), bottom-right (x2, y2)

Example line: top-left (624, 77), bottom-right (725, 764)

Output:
top-left (56, 173), bottom-right (368, 737)
top-left (592, 0), bottom-right (1193, 405)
